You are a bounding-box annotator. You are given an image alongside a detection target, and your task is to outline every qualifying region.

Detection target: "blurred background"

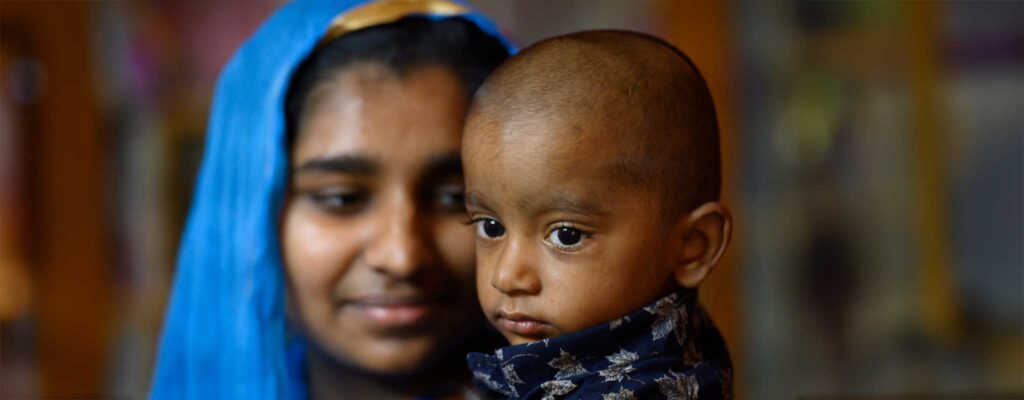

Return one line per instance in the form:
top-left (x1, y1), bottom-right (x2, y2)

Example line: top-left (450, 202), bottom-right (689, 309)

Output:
top-left (0, 0), bottom-right (1020, 398)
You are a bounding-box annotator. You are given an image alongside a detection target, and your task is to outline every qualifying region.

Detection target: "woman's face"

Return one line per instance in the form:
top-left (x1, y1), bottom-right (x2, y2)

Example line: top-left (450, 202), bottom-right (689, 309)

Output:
top-left (282, 64), bottom-right (478, 374)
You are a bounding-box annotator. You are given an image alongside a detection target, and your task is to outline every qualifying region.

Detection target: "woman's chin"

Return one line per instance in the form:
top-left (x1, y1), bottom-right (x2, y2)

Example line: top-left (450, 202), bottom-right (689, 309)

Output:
top-left (325, 335), bottom-right (448, 376)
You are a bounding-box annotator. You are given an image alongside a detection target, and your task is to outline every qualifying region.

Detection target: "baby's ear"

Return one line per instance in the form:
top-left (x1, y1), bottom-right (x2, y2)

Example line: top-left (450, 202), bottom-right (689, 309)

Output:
top-left (670, 202), bottom-right (732, 288)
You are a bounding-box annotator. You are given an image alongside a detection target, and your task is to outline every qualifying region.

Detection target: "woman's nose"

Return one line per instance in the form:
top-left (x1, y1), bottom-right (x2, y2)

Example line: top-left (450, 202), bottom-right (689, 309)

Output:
top-left (362, 196), bottom-right (434, 278)
top-left (489, 237), bottom-right (541, 296)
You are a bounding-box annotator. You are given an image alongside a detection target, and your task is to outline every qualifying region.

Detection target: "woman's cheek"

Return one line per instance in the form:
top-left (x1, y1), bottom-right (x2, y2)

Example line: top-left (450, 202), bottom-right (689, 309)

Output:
top-left (434, 217), bottom-right (476, 277)
top-left (282, 204), bottom-right (358, 314)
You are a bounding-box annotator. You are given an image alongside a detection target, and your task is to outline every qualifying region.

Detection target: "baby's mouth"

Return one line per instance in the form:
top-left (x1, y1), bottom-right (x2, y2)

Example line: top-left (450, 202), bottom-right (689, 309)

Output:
top-left (495, 310), bottom-right (551, 339)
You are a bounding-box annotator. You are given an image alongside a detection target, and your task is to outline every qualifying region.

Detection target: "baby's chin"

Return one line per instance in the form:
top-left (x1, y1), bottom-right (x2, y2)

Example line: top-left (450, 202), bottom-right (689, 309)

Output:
top-left (503, 334), bottom-right (545, 346)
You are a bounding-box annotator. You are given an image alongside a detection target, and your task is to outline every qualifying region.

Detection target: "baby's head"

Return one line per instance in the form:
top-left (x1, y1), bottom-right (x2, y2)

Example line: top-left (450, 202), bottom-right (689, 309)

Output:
top-left (462, 30), bottom-right (732, 345)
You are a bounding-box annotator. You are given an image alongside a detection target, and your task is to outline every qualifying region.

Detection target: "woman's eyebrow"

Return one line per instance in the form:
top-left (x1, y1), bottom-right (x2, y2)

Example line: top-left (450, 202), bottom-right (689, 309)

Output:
top-left (422, 153), bottom-right (463, 179)
top-left (293, 155), bottom-right (379, 175)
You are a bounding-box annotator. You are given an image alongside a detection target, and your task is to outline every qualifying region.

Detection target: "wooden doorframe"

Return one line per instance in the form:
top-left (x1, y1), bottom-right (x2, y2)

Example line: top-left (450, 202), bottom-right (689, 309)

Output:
top-left (1, 2), bottom-right (114, 397)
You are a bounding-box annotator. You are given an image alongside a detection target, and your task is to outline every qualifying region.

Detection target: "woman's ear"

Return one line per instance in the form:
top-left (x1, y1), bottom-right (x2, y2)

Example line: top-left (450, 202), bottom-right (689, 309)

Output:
top-left (671, 202), bottom-right (732, 288)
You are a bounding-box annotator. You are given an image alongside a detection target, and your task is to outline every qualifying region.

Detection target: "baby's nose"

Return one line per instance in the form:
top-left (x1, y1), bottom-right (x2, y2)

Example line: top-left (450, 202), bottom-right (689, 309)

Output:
top-left (490, 237), bottom-right (542, 296)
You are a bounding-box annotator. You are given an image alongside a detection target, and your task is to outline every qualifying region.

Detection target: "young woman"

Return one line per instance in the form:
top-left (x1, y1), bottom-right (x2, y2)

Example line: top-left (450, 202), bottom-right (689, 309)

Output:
top-left (151, 1), bottom-right (513, 398)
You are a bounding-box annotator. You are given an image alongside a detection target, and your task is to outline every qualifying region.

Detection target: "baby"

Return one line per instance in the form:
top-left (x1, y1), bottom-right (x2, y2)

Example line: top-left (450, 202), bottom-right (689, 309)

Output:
top-left (462, 30), bottom-right (733, 399)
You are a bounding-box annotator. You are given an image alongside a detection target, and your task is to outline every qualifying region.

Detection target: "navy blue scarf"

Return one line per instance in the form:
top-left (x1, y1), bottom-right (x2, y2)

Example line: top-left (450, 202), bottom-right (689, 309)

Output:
top-left (467, 290), bottom-right (732, 400)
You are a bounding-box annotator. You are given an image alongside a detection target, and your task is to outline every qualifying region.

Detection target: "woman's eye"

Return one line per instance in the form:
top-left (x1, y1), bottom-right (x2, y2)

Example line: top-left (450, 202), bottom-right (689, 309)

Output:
top-left (546, 226), bottom-right (587, 250)
top-left (475, 219), bottom-right (506, 239)
top-left (434, 188), bottom-right (466, 212)
top-left (309, 191), bottom-right (366, 214)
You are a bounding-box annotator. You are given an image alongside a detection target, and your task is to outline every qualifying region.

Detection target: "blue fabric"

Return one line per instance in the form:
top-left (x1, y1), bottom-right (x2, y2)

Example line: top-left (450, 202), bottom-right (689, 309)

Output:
top-left (150, 2), bottom-right (513, 399)
top-left (467, 290), bottom-right (733, 400)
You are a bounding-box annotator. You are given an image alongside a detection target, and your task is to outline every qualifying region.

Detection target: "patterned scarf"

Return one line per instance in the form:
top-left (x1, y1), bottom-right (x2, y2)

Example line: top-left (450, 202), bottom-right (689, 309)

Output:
top-left (467, 290), bottom-right (732, 400)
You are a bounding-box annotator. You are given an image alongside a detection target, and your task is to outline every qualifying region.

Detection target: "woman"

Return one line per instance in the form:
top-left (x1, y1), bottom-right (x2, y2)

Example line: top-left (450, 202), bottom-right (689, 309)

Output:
top-left (151, 1), bottom-right (513, 398)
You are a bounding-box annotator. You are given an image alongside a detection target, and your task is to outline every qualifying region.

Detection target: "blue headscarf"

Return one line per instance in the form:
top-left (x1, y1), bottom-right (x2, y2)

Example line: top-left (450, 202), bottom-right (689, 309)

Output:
top-left (150, 1), bottom-right (513, 398)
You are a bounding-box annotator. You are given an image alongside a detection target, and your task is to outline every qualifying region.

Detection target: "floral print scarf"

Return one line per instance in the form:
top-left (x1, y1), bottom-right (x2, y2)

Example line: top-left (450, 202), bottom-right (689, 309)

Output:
top-left (466, 289), bottom-right (732, 400)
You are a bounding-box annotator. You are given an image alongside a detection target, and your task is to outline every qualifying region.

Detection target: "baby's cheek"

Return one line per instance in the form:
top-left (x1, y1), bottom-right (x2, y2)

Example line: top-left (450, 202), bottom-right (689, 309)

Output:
top-left (475, 270), bottom-right (496, 305)
top-left (473, 246), bottom-right (500, 289)
top-left (567, 270), bottom-right (634, 328)
top-left (539, 268), bottom-right (594, 329)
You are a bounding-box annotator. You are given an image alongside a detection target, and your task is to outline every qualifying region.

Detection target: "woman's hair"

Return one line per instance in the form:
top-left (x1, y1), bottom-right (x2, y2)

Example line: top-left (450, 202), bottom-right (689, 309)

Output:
top-left (284, 16), bottom-right (511, 144)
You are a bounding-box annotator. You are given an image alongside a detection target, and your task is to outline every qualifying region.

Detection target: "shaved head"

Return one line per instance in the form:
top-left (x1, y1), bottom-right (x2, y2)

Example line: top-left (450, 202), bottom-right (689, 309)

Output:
top-left (465, 30), bottom-right (721, 218)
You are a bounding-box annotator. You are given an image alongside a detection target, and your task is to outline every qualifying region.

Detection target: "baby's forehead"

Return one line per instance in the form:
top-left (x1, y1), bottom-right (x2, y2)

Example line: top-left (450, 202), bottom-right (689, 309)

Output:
top-left (467, 111), bottom-right (621, 166)
top-left (465, 111), bottom-right (658, 194)
top-left (464, 147), bottom-right (660, 222)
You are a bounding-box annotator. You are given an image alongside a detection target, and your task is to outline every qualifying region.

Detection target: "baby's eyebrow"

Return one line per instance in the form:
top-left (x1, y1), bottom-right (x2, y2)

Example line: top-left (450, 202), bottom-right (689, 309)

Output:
top-left (598, 155), bottom-right (656, 192)
top-left (528, 195), bottom-right (608, 217)
top-left (465, 192), bottom-right (489, 210)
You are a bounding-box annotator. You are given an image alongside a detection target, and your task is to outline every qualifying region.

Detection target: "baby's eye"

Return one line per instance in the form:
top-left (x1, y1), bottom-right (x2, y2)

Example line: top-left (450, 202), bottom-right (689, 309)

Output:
top-left (545, 226), bottom-right (587, 250)
top-left (475, 218), bottom-right (506, 239)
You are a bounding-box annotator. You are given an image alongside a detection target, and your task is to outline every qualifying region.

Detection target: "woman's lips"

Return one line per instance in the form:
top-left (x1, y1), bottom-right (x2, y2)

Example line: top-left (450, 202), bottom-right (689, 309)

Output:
top-left (341, 295), bottom-right (448, 329)
top-left (496, 310), bottom-right (549, 337)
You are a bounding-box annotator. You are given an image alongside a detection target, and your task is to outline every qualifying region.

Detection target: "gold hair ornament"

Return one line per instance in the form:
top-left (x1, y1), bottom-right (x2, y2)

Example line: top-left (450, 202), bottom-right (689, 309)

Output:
top-left (319, 0), bottom-right (469, 46)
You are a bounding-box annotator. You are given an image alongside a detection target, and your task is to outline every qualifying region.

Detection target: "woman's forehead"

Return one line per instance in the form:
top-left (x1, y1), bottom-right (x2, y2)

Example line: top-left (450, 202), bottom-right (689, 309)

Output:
top-left (292, 66), bottom-right (468, 166)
